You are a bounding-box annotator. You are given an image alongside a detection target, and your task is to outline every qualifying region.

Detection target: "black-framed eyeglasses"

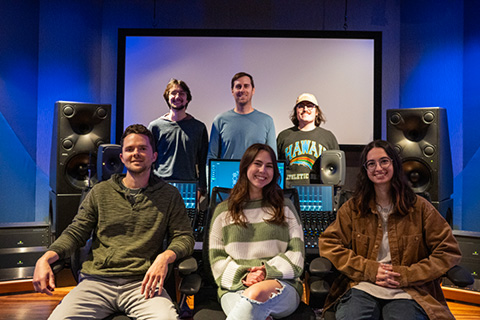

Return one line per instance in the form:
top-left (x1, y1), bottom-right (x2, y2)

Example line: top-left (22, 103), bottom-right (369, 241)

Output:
top-left (363, 157), bottom-right (392, 172)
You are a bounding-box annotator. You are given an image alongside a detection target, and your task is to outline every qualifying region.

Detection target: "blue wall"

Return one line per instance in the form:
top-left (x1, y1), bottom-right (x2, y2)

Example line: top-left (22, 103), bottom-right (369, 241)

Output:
top-left (1, 0), bottom-right (479, 231)
top-left (0, 1), bottom-right (39, 222)
top-left (399, 1), bottom-right (464, 228)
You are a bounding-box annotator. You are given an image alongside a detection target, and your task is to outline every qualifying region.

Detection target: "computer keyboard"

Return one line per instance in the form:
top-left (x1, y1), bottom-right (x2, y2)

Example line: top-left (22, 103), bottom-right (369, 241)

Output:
top-left (301, 210), bottom-right (336, 255)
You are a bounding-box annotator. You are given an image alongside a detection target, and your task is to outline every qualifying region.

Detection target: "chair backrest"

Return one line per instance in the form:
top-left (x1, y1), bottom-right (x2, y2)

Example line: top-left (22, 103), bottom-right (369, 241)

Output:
top-left (283, 188), bottom-right (301, 215)
top-left (201, 187), bottom-right (232, 287)
top-left (70, 186), bottom-right (94, 282)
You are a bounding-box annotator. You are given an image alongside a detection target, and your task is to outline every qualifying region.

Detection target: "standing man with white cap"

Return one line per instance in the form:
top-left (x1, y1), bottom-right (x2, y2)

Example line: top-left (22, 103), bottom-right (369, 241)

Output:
top-left (277, 93), bottom-right (339, 186)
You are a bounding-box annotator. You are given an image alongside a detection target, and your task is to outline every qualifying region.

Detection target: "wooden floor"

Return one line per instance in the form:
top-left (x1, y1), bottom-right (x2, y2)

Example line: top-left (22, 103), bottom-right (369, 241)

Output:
top-left (0, 285), bottom-right (479, 320)
top-left (0, 286), bottom-right (71, 320)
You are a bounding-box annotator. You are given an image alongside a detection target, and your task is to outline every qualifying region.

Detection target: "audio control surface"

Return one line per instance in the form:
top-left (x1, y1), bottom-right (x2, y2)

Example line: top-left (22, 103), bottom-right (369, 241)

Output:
top-left (302, 211), bottom-right (336, 256)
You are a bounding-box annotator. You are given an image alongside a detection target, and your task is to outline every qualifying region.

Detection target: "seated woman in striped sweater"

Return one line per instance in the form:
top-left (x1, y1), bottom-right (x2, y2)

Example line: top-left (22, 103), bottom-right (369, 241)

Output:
top-left (209, 143), bottom-right (305, 320)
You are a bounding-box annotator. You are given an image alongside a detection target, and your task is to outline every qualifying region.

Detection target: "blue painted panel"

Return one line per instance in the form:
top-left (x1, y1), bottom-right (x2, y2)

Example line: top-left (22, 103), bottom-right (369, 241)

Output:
top-left (0, 112), bottom-right (36, 222)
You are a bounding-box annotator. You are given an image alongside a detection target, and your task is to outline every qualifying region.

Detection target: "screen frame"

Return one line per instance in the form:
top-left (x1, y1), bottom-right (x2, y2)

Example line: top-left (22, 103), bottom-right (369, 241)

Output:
top-left (116, 28), bottom-right (382, 149)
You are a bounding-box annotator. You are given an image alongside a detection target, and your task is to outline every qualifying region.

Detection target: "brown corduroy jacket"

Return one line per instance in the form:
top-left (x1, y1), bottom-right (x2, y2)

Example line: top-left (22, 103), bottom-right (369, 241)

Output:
top-left (318, 195), bottom-right (461, 320)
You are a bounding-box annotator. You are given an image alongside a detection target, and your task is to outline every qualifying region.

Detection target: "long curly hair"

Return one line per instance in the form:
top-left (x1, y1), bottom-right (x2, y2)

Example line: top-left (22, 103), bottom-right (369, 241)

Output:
top-left (228, 144), bottom-right (285, 227)
top-left (353, 140), bottom-right (416, 216)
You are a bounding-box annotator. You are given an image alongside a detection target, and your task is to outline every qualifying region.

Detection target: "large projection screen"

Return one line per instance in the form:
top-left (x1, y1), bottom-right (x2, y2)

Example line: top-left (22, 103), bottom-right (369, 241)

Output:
top-left (117, 29), bottom-right (382, 148)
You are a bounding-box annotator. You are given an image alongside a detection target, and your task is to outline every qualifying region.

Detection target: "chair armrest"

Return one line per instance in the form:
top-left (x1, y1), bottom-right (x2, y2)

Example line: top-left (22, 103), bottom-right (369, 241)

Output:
top-left (180, 273), bottom-right (202, 296)
top-left (177, 256), bottom-right (198, 275)
top-left (309, 257), bottom-right (334, 277)
top-left (176, 256), bottom-right (202, 296)
top-left (309, 278), bottom-right (331, 299)
top-left (50, 259), bottom-right (66, 275)
top-left (446, 265), bottom-right (474, 287)
top-left (308, 257), bottom-right (335, 308)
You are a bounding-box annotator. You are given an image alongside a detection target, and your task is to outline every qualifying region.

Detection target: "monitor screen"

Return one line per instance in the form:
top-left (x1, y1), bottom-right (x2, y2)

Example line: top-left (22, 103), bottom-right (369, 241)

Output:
top-left (168, 181), bottom-right (197, 209)
top-left (116, 29), bottom-right (381, 148)
top-left (209, 159), bottom-right (285, 196)
top-left (292, 184), bottom-right (334, 212)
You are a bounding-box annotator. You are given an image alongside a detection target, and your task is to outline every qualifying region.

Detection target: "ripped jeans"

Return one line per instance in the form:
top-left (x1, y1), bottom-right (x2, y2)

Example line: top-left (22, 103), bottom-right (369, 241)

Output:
top-left (220, 280), bottom-right (300, 320)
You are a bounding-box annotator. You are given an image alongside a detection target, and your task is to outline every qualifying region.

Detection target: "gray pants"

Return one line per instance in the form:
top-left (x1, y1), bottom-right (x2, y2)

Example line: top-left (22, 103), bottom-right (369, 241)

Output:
top-left (49, 274), bottom-right (179, 320)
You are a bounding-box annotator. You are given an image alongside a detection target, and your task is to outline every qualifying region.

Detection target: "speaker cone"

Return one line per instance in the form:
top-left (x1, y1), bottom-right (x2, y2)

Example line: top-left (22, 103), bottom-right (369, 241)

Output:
top-left (105, 157), bottom-right (123, 174)
top-left (402, 159), bottom-right (431, 194)
top-left (65, 153), bottom-right (97, 190)
top-left (323, 163), bottom-right (337, 176)
top-left (320, 150), bottom-right (345, 186)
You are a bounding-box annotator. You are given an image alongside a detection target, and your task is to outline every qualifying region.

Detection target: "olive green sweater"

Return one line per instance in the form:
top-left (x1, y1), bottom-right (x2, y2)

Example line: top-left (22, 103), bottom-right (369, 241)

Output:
top-left (49, 174), bottom-right (194, 277)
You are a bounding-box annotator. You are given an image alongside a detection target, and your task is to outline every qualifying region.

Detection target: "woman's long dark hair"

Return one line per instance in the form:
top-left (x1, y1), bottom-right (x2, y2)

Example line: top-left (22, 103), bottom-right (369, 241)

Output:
top-left (353, 140), bottom-right (416, 216)
top-left (228, 144), bottom-right (285, 227)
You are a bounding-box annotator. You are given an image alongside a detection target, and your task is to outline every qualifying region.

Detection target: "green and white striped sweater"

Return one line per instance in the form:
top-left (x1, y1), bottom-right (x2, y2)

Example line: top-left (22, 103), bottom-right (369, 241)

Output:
top-left (209, 198), bottom-right (305, 299)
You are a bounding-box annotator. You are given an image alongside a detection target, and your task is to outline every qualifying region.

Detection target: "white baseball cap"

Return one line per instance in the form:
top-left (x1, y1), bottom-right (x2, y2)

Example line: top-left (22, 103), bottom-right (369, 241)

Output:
top-left (295, 93), bottom-right (318, 106)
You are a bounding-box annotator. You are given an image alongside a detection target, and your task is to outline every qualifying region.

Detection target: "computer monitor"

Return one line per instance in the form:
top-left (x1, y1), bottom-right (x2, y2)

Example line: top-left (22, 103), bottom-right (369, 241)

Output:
top-left (292, 184), bottom-right (334, 212)
top-left (208, 159), bottom-right (286, 197)
top-left (168, 181), bottom-right (197, 210)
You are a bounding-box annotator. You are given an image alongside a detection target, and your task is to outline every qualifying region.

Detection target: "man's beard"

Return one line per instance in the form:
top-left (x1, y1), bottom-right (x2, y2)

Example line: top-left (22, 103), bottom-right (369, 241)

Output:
top-left (170, 104), bottom-right (186, 110)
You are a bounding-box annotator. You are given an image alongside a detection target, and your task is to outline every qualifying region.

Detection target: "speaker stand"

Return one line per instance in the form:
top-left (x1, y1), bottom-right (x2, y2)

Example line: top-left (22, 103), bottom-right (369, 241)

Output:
top-left (432, 198), bottom-right (453, 226)
top-left (49, 191), bottom-right (82, 238)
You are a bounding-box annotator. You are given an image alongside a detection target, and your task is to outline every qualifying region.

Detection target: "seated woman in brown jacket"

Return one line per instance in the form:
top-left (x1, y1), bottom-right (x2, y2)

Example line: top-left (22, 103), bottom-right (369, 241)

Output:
top-left (318, 139), bottom-right (461, 320)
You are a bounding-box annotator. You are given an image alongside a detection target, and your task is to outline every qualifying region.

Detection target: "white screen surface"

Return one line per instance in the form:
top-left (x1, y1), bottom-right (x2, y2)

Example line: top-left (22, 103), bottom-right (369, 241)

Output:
top-left (120, 30), bottom-right (379, 146)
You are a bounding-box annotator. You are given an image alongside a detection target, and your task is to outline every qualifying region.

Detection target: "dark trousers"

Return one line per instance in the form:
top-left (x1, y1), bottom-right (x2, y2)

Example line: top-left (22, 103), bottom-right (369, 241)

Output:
top-left (335, 288), bottom-right (428, 320)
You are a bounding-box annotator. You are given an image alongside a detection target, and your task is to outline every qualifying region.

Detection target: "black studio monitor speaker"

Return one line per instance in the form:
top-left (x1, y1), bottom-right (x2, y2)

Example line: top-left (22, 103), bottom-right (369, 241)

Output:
top-left (50, 101), bottom-right (111, 194)
top-left (320, 150), bottom-right (346, 186)
top-left (97, 144), bottom-right (124, 182)
top-left (387, 107), bottom-right (453, 223)
top-left (49, 101), bottom-right (111, 236)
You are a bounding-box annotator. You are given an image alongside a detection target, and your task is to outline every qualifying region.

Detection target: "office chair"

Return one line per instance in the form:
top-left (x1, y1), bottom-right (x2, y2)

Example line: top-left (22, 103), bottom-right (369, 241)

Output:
top-left (308, 256), bottom-right (475, 320)
top-left (192, 187), bottom-right (316, 320)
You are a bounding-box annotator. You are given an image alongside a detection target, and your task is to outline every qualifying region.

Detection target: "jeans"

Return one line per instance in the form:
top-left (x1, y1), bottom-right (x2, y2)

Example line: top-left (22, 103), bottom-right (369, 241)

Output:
top-left (220, 280), bottom-right (300, 320)
top-left (335, 288), bottom-right (428, 320)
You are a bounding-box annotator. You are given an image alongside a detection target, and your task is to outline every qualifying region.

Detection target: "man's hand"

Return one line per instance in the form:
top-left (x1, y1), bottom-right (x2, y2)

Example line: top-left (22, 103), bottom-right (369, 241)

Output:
top-left (242, 266), bottom-right (266, 287)
top-left (32, 251), bottom-right (59, 296)
top-left (375, 263), bottom-right (400, 289)
top-left (141, 250), bottom-right (176, 299)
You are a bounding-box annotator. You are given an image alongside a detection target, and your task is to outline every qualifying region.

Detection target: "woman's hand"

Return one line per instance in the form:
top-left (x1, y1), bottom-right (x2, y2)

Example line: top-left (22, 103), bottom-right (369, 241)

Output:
top-left (243, 266), bottom-right (266, 287)
top-left (375, 263), bottom-right (400, 288)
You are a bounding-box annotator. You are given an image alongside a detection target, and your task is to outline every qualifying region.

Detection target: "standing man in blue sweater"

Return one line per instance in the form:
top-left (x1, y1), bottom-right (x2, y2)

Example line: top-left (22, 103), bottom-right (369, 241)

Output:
top-left (207, 72), bottom-right (276, 161)
top-left (33, 124), bottom-right (194, 320)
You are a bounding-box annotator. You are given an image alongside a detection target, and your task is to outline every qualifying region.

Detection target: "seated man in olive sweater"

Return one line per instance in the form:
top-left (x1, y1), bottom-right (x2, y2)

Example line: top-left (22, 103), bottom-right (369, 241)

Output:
top-left (33, 124), bottom-right (194, 320)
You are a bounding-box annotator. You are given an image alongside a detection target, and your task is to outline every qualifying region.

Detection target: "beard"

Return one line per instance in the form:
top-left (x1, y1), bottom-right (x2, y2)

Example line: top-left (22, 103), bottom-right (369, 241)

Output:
top-left (170, 103), bottom-right (186, 110)
top-left (127, 166), bottom-right (151, 176)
